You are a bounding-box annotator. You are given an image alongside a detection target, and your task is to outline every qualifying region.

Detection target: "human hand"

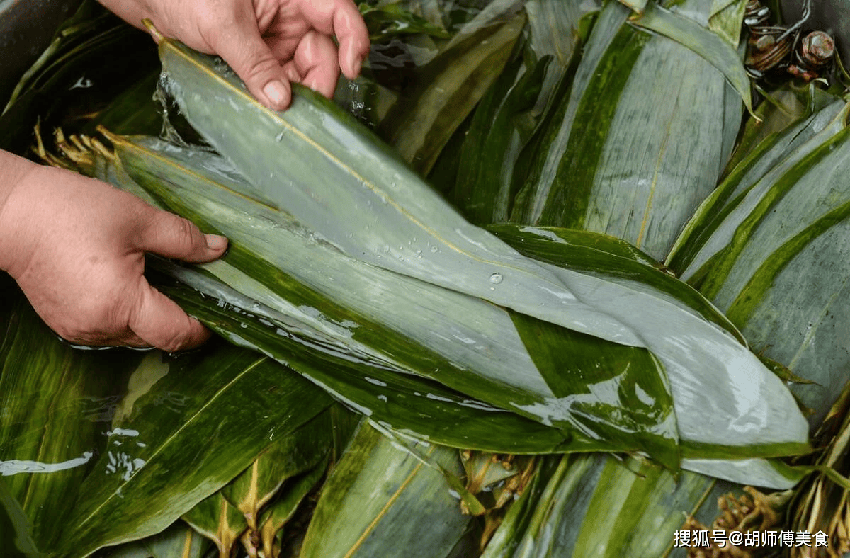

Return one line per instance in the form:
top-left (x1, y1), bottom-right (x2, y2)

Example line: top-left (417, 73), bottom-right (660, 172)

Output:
top-left (0, 154), bottom-right (228, 351)
top-left (101, 0), bottom-right (370, 110)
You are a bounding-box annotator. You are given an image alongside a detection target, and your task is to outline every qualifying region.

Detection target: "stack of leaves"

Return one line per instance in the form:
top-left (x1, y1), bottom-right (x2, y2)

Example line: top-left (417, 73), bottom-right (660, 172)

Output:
top-left (8, 0), bottom-right (850, 556)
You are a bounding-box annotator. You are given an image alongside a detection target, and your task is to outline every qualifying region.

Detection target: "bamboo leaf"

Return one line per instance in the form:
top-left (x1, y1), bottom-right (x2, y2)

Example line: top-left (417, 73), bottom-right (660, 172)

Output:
top-left (452, 47), bottom-right (551, 224)
top-left (0, 1), bottom-right (157, 154)
top-left (54, 343), bottom-right (333, 557)
top-left (481, 454), bottom-right (713, 558)
top-left (669, 100), bottom-right (850, 430)
top-left (379, 11), bottom-right (526, 174)
top-left (157, 34), bottom-right (652, 352)
top-left (255, 463), bottom-right (327, 557)
top-left (358, 2), bottom-right (451, 42)
top-left (182, 493), bottom-right (246, 557)
top-left (511, 0), bottom-right (742, 260)
top-left (708, 0), bottom-right (747, 47)
top-left (152, 39), bottom-right (802, 459)
top-left (0, 478), bottom-right (41, 558)
top-left (488, 225), bottom-right (808, 463)
top-left (300, 424), bottom-right (471, 558)
top-left (98, 523), bottom-right (208, 558)
top-left (99, 135), bottom-right (670, 459)
top-left (0, 285), bottom-right (141, 549)
top-left (629, 1), bottom-right (752, 112)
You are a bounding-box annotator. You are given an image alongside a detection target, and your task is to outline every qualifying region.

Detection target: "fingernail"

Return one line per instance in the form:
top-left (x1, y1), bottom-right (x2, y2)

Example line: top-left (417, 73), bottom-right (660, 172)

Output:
top-left (286, 67), bottom-right (300, 82)
top-left (263, 80), bottom-right (288, 108)
top-left (205, 234), bottom-right (228, 251)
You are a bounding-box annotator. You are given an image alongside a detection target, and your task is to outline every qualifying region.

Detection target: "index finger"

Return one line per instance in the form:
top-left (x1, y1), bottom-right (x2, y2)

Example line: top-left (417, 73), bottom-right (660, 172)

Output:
top-left (295, 0), bottom-right (370, 78)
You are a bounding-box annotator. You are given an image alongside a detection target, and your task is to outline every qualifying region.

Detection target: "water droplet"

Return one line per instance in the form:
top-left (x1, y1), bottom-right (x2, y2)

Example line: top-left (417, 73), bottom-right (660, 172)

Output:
top-left (430, 246), bottom-right (438, 253)
top-left (382, 245), bottom-right (390, 253)
top-left (275, 131), bottom-right (285, 142)
top-left (489, 273), bottom-right (503, 285)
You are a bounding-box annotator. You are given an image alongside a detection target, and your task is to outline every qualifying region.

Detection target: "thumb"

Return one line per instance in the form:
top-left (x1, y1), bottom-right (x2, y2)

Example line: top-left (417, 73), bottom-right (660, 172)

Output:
top-left (129, 279), bottom-right (212, 352)
top-left (137, 207), bottom-right (228, 263)
top-left (208, 17), bottom-right (292, 110)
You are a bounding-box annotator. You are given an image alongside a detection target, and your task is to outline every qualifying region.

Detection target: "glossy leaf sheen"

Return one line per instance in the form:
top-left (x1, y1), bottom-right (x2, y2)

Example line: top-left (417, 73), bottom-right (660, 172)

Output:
top-left (106, 136), bottom-right (671, 458)
top-left (56, 344), bottom-right (332, 557)
top-left (151, 39), bottom-right (809, 463)
top-left (671, 101), bottom-right (850, 428)
top-left (0, 289), bottom-right (138, 550)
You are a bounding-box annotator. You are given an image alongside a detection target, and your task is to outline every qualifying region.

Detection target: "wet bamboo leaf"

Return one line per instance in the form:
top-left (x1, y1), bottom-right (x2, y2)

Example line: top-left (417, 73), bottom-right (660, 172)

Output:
top-left (0, 0), bottom-right (157, 154)
top-left (152, 37), bottom-right (806, 460)
top-left (359, 2), bottom-right (451, 42)
top-left (669, 100), bottom-right (850, 431)
top-left (511, 0), bottom-right (742, 260)
top-left (54, 343), bottom-right (333, 557)
top-left (158, 32), bottom-right (651, 352)
top-left (719, 85), bottom-right (841, 182)
top-left (525, 0), bottom-right (587, 114)
top-left (488, 225), bottom-right (807, 465)
top-left (97, 135), bottom-right (671, 460)
top-left (58, 115), bottom-right (811, 474)
top-left (182, 407), bottom-right (334, 555)
top-left (300, 424), bottom-right (471, 558)
top-left (221, 410), bottom-right (331, 531)
top-left (482, 454), bottom-right (716, 558)
top-left (668, 100), bottom-right (848, 277)
top-left (379, 11), bottom-right (525, 174)
top-left (0, 286), bottom-right (140, 548)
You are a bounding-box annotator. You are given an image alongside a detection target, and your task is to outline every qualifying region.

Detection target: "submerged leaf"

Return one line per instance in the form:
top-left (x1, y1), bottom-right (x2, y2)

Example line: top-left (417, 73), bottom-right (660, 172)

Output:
top-left (55, 344), bottom-right (332, 557)
top-left (0, 287), bottom-right (139, 549)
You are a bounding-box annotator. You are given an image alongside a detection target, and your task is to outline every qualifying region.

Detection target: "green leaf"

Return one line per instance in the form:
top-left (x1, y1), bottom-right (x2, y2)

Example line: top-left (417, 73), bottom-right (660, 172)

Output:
top-left (157, 35), bottom-right (652, 350)
top-left (488, 225), bottom-right (808, 466)
top-left (452, 47), bottom-right (551, 224)
top-left (58, 119), bottom-right (809, 472)
top-left (359, 2), bottom-right (451, 42)
top-left (629, 1), bottom-right (752, 112)
top-left (0, 478), bottom-right (42, 558)
top-left (708, 0), bottom-right (747, 47)
top-left (0, 1), bottom-right (157, 154)
top-left (482, 454), bottom-right (716, 558)
top-left (101, 134), bottom-right (670, 458)
top-left (182, 493), bottom-right (246, 557)
top-left (54, 343), bottom-right (333, 557)
top-left (300, 424), bottom-right (471, 558)
top-left (255, 463), bottom-right (327, 557)
top-left (669, 100), bottom-right (850, 429)
top-left (511, 0), bottom-right (742, 260)
top-left (668, 100), bottom-right (849, 278)
top-left (379, 11), bottom-right (526, 174)
top-left (96, 522), bottom-right (208, 558)
top-left (0, 286), bottom-right (140, 548)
